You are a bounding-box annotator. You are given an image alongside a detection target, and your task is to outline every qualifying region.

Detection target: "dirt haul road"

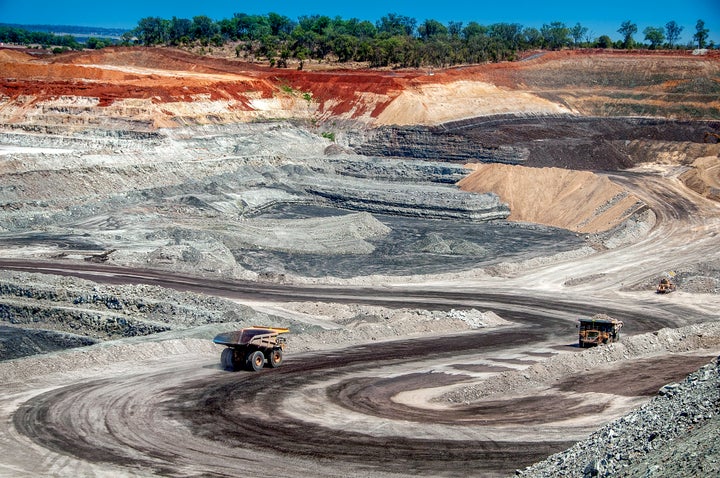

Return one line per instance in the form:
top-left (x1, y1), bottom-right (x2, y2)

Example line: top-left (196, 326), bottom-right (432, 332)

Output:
top-left (1, 224), bottom-right (719, 478)
top-left (2, 287), bottom-right (717, 478)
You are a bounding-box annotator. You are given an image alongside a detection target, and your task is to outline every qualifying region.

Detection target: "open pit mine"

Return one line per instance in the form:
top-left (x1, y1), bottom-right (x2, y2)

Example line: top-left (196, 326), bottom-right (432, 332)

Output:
top-left (1, 46), bottom-right (720, 477)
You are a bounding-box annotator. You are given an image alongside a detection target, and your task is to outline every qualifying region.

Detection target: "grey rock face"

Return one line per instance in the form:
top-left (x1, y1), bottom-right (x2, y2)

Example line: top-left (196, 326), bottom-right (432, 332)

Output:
top-left (347, 125), bottom-right (528, 164)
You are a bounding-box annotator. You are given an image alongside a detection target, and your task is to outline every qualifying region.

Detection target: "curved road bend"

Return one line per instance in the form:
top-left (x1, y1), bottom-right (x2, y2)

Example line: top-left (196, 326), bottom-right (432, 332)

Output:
top-left (1, 258), bottom-right (715, 477)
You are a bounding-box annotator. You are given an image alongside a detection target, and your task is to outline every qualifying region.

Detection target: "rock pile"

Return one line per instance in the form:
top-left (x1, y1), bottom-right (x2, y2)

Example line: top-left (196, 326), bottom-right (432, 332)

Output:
top-left (517, 356), bottom-right (720, 477)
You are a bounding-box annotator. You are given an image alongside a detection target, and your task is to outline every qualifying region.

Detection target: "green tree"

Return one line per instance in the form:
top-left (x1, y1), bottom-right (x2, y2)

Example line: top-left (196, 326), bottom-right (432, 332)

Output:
top-left (665, 21), bottom-right (683, 48)
top-left (135, 17), bottom-right (168, 45)
top-left (448, 21), bottom-right (463, 38)
top-left (298, 15), bottom-right (331, 35)
top-left (168, 17), bottom-right (192, 45)
top-left (570, 23), bottom-right (588, 48)
top-left (462, 22), bottom-right (487, 40)
top-left (86, 37), bottom-right (108, 49)
top-left (376, 13), bottom-right (416, 37)
top-left (643, 27), bottom-right (665, 49)
top-left (489, 23), bottom-right (523, 50)
top-left (231, 13), bottom-right (258, 40)
top-left (267, 12), bottom-right (294, 36)
top-left (248, 16), bottom-right (271, 40)
top-left (329, 17), bottom-right (372, 40)
top-left (216, 18), bottom-right (236, 40)
top-left (541, 21), bottom-right (570, 50)
top-left (595, 35), bottom-right (613, 49)
top-left (290, 26), bottom-right (320, 58)
top-left (348, 19), bottom-right (376, 39)
top-left (694, 19), bottom-right (709, 48)
top-left (418, 19), bottom-right (448, 40)
top-left (617, 20), bottom-right (637, 49)
top-left (523, 27), bottom-right (542, 48)
top-left (296, 49), bottom-right (307, 69)
top-left (191, 15), bottom-right (218, 42)
top-left (120, 31), bottom-right (134, 46)
top-left (331, 34), bottom-right (358, 62)
top-left (58, 34), bottom-right (81, 50)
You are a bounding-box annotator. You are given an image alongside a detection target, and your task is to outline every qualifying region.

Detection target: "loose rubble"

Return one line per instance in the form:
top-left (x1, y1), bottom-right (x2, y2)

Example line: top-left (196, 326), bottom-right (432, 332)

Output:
top-left (517, 355), bottom-right (720, 478)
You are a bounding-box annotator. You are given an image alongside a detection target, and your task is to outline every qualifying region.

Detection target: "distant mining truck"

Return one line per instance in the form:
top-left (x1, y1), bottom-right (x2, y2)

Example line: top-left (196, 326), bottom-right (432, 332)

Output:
top-left (577, 315), bottom-right (623, 348)
top-left (656, 277), bottom-right (677, 294)
top-left (213, 326), bottom-right (289, 371)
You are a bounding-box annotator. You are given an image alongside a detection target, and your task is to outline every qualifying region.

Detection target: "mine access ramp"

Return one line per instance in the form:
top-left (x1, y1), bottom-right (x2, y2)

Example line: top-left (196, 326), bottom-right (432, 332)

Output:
top-left (213, 326), bottom-right (289, 372)
top-left (577, 315), bottom-right (623, 348)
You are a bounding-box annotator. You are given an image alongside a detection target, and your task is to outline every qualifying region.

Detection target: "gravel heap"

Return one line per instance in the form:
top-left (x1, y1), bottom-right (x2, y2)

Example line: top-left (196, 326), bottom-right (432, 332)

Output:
top-left (516, 355), bottom-right (720, 477)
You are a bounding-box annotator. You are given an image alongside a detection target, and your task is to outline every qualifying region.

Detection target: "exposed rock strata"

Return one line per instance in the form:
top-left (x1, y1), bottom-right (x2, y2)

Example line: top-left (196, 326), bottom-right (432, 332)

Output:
top-left (347, 123), bottom-right (529, 163)
top-left (3, 49), bottom-right (718, 131)
top-left (348, 116), bottom-right (720, 170)
top-left (306, 181), bottom-right (508, 221)
top-left (0, 270), bottom-right (273, 359)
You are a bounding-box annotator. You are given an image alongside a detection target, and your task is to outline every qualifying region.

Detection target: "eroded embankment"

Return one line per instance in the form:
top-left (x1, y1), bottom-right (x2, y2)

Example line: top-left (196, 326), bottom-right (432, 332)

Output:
top-left (2, 47), bottom-right (719, 131)
top-left (459, 163), bottom-right (646, 233)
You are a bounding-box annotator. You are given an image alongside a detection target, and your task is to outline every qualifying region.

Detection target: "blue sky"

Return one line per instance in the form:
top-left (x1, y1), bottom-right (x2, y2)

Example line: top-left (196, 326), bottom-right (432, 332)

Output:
top-left (1, 0), bottom-right (718, 44)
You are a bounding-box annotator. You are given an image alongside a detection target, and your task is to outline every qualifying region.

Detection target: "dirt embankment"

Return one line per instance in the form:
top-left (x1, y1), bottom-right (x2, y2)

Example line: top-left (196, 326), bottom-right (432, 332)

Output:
top-left (448, 50), bottom-right (720, 119)
top-left (1, 47), bottom-right (719, 131)
top-left (680, 155), bottom-right (720, 201)
top-left (372, 80), bottom-right (571, 125)
top-left (459, 164), bottom-right (645, 233)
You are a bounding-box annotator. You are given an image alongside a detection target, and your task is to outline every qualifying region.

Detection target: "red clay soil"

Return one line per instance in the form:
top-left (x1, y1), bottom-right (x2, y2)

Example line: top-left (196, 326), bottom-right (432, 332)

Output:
top-left (0, 47), bottom-right (419, 117)
top-left (1, 46), bottom-right (718, 123)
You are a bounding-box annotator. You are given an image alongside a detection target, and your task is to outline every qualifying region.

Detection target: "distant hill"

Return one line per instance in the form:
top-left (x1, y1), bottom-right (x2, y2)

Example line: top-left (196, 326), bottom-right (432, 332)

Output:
top-left (0, 23), bottom-right (128, 39)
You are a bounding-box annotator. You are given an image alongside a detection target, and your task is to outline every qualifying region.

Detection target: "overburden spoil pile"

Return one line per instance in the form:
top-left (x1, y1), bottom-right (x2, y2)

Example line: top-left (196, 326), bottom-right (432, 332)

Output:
top-left (519, 355), bottom-right (720, 477)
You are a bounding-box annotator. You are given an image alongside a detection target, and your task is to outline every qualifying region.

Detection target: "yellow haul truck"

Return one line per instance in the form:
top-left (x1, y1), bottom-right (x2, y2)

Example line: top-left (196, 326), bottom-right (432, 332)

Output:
top-left (213, 326), bottom-right (289, 371)
top-left (577, 315), bottom-right (623, 348)
top-left (656, 278), bottom-right (676, 294)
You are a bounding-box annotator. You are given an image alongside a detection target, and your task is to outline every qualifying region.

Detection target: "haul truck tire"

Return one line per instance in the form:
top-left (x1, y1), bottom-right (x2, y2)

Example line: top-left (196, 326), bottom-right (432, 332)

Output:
top-left (221, 348), bottom-right (234, 371)
top-left (267, 348), bottom-right (283, 368)
top-left (246, 350), bottom-right (265, 372)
